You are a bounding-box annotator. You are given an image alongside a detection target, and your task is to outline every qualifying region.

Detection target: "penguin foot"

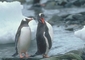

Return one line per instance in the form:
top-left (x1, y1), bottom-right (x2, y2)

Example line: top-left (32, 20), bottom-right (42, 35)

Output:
top-left (25, 53), bottom-right (29, 58)
top-left (43, 54), bottom-right (49, 58)
top-left (20, 54), bottom-right (24, 58)
top-left (25, 54), bottom-right (29, 58)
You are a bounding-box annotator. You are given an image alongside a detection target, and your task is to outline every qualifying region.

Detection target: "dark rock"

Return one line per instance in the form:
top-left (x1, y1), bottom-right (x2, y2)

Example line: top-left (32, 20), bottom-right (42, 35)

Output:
top-left (65, 24), bottom-right (79, 31)
top-left (65, 0), bottom-right (77, 7)
top-left (65, 28), bottom-right (74, 31)
top-left (0, 0), bottom-right (6, 2)
top-left (44, 1), bottom-right (56, 9)
top-left (81, 47), bottom-right (85, 60)
top-left (72, 14), bottom-right (85, 25)
top-left (63, 13), bottom-right (85, 26)
top-left (81, 52), bottom-right (85, 60)
top-left (61, 14), bottom-right (70, 18)
top-left (73, 0), bottom-right (85, 7)
top-left (48, 14), bottom-right (63, 25)
top-left (2, 58), bottom-right (40, 60)
top-left (56, 53), bottom-right (83, 60)
top-left (64, 14), bottom-right (73, 21)
top-left (80, 12), bottom-right (85, 15)
top-left (55, 0), bottom-right (68, 8)
top-left (73, 0), bottom-right (81, 7)
top-left (44, 0), bottom-right (85, 8)
top-left (72, 14), bottom-right (84, 20)
top-left (44, 1), bottom-right (63, 9)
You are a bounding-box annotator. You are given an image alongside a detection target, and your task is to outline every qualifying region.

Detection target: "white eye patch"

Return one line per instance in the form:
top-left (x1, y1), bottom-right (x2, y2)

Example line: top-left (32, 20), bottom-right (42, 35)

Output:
top-left (23, 18), bottom-right (26, 21)
top-left (39, 13), bottom-right (43, 16)
top-left (22, 17), bottom-right (33, 21)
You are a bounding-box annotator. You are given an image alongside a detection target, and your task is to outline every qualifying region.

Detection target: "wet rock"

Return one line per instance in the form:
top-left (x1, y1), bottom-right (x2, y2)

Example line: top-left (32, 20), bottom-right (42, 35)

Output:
top-left (44, 1), bottom-right (56, 9)
top-left (63, 13), bottom-right (85, 26)
top-left (61, 14), bottom-right (70, 18)
top-left (44, 0), bottom-right (85, 8)
top-left (48, 14), bottom-right (63, 25)
top-left (44, 1), bottom-right (63, 9)
top-left (0, 0), bottom-right (6, 2)
top-left (80, 12), bottom-right (85, 15)
top-left (72, 14), bottom-right (84, 22)
top-left (64, 14), bottom-right (73, 21)
top-left (2, 58), bottom-right (40, 60)
top-left (65, 0), bottom-right (77, 7)
top-left (57, 0), bottom-right (67, 7)
top-left (65, 24), bottom-right (79, 31)
top-left (49, 50), bottom-right (83, 60)
top-left (81, 47), bottom-right (85, 60)
top-left (81, 52), bottom-right (85, 60)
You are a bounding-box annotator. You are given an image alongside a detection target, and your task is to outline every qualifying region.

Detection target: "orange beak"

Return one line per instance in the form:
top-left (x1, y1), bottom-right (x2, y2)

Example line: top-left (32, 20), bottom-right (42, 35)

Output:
top-left (41, 18), bottom-right (44, 24)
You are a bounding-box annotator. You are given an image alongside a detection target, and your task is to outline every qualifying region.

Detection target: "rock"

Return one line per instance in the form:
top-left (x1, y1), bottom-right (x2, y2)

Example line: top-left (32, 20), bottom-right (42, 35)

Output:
top-left (48, 14), bottom-right (63, 25)
top-left (44, 1), bottom-right (63, 9)
top-left (41, 57), bottom-right (60, 60)
top-left (72, 14), bottom-right (84, 22)
top-left (65, 0), bottom-right (77, 7)
top-left (57, 53), bottom-right (83, 60)
top-left (81, 52), bottom-right (85, 60)
top-left (64, 14), bottom-right (73, 21)
top-left (81, 47), bottom-right (85, 60)
top-left (57, 0), bottom-right (67, 7)
top-left (73, 0), bottom-right (81, 7)
top-left (61, 14), bottom-right (70, 18)
top-left (64, 13), bottom-right (85, 26)
top-left (65, 24), bottom-right (79, 31)
top-left (1, 49), bottom-right (84, 60)
top-left (80, 12), bottom-right (85, 15)
top-left (44, 0), bottom-right (85, 8)
top-left (2, 58), bottom-right (40, 60)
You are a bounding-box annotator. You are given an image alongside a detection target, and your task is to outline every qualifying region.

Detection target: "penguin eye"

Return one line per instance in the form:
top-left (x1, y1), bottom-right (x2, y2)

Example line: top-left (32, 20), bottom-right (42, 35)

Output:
top-left (39, 13), bottom-right (44, 18)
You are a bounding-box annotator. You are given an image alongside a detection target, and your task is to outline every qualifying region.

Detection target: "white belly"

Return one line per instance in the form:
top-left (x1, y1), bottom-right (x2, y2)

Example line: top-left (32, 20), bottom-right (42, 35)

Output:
top-left (17, 27), bottom-right (31, 53)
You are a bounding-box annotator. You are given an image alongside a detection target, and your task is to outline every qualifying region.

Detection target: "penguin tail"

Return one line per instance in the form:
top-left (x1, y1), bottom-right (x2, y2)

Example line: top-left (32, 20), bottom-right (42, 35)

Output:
top-left (30, 51), bottom-right (40, 57)
top-left (30, 54), bottom-right (37, 57)
top-left (12, 52), bottom-right (18, 57)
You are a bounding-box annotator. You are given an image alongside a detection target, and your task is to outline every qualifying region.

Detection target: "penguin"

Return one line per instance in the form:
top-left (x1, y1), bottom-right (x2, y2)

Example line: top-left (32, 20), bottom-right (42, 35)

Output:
top-left (31, 13), bottom-right (53, 58)
top-left (12, 17), bottom-right (33, 58)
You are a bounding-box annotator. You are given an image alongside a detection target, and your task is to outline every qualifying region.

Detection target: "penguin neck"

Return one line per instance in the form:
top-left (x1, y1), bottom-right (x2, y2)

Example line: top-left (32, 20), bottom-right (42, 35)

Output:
top-left (23, 21), bottom-right (29, 26)
top-left (37, 22), bottom-right (46, 33)
top-left (38, 21), bottom-right (45, 27)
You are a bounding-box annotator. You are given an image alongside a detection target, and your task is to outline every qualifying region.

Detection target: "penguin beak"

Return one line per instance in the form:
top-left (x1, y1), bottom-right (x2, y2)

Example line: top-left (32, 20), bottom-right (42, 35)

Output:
top-left (40, 18), bottom-right (44, 24)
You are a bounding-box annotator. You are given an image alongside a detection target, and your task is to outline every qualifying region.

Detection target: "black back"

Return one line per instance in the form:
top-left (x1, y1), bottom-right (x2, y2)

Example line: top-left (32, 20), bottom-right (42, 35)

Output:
top-left (36, 21), bottom-right (52, 54)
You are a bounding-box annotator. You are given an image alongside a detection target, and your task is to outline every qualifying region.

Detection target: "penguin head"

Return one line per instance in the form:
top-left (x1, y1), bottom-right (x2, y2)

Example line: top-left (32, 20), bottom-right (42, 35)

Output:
top-left (23, 17), bottom-right (34, 23)
top-left (21, 17), bottom-right (34, 26)
top-left (38, 13), bottom-right (45, 24)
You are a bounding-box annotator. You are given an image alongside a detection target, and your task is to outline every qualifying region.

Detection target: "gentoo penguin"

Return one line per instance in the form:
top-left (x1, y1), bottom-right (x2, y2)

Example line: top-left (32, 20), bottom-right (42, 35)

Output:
top-left (31, 13), bottom-right (53, 58)
top-left (12, 17), bottom-right (33, 58)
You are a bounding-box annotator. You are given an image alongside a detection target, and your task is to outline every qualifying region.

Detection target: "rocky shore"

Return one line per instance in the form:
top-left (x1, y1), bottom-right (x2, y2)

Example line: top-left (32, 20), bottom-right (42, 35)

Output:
top-left (0, 0), bottom-right (85, 60)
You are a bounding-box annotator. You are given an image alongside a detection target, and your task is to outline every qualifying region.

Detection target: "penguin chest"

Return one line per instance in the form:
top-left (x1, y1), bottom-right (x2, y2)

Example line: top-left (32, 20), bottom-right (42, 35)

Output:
top-left (18, 27), bottom-right (31, 52)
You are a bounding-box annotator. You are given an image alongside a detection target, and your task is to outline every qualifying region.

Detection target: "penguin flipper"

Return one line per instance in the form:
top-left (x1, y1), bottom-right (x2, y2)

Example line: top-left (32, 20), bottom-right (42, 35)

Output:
top-left (12, 30), bottom-right (21, 57)
top-left (12, 21), bottom-right (23, 57)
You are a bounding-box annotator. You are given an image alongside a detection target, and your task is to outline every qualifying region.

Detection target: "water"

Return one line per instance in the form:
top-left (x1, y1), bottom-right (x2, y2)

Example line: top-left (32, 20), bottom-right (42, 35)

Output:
top-left (0, 1), bottom-right (85, 58)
